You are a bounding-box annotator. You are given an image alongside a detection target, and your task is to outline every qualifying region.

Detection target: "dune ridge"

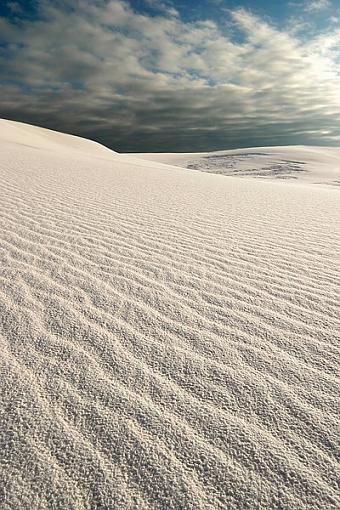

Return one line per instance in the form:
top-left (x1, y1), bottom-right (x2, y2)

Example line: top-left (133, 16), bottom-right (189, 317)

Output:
top-left (0, 121), bottom-right (339, 509)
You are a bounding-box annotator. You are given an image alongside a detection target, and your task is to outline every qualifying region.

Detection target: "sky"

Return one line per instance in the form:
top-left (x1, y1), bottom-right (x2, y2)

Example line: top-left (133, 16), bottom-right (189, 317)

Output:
top-left (1, 0), bottom-right (340, 152)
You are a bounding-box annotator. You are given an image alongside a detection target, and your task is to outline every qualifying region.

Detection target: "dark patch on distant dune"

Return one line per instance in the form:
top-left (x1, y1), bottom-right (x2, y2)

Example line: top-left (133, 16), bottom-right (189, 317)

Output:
top-left (187, 153), bottom-right (307, 180)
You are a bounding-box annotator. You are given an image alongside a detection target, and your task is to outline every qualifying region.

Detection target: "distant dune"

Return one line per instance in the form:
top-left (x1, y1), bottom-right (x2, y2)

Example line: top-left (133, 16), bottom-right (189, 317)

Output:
top-left (135, 145), bottom-right (340, 186)
top-left (1, 120), bottom-right (339, 509)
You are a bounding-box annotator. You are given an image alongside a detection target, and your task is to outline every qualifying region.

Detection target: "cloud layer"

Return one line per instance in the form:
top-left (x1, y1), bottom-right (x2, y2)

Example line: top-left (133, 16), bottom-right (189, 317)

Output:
top-left (1, 0), bottom-right (340, 151)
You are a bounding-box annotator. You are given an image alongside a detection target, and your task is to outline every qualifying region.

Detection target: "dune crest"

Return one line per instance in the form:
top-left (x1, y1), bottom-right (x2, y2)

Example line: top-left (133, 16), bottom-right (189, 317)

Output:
top-left (0, 119), bottom-right (118, 158)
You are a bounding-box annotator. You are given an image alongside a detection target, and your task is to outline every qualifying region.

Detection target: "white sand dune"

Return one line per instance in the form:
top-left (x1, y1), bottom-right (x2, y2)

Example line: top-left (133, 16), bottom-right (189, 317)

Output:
top-left (134, 146), bottom-right (340, 186)
top-left (0, 119), bottom-right (118, 158)
top-left (0, 120), bottom-right (339, 510)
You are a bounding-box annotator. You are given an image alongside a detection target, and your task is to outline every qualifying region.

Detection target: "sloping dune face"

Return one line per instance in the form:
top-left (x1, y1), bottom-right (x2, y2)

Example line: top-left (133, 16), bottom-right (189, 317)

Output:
top-left (0, 119), bottom-right (118, 158)
top-left (0, 121), bottom-right (339, 510)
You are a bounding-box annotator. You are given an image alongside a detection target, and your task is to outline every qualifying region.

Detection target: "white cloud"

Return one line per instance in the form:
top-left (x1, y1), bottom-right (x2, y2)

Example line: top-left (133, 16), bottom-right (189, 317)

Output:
top-left (303, 0), bottom-right (331, 12)
top-left (144, 0), bottom-right (179, 17)
top-left (1, 0), bottom-right (340, 151)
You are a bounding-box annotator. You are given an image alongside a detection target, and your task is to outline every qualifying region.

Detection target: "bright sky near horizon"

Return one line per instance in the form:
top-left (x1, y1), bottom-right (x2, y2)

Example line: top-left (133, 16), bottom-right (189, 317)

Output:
top-left (1, 0), bottom-right (340, 151)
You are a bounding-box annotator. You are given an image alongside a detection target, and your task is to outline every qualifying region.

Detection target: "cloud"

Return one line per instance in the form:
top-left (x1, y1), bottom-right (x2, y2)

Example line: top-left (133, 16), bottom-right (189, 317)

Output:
top-left (144, 0), bottom-right (179, 17)
top-left (1, 0), bottom-right (340, 151)
top-left (304, 0), bottom-right (331, 12)
top-left (290, 0), bottom-right (331, 12)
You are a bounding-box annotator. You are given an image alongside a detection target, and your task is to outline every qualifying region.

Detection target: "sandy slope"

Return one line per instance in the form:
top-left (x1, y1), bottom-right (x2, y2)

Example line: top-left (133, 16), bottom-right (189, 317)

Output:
top-left (134, 146), bottom-right (340, 186)
top-left (0, 119), bottom-right (118, 158)
top-left (0, 120), bottom-right (339, 510)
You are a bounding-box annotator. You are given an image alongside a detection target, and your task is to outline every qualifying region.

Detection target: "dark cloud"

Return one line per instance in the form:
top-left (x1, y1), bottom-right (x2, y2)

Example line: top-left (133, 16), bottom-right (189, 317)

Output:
top-left (1, 0), bottom-right (340, 151)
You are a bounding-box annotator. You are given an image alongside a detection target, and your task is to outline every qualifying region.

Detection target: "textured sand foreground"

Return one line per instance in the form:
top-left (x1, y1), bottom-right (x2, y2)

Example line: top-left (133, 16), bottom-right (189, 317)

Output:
top-left (0, 120), bottom-right (340, 509)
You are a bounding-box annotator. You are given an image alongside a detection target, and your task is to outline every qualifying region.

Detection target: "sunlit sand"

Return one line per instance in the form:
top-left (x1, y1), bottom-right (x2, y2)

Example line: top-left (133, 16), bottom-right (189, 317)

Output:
top-left (1, 120), bottom-right (339, 509)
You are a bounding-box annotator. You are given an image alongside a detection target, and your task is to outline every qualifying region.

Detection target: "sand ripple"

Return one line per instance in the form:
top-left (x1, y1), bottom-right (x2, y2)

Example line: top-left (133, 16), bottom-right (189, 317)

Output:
top-left (0, 129), bottom-right (339, 509)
